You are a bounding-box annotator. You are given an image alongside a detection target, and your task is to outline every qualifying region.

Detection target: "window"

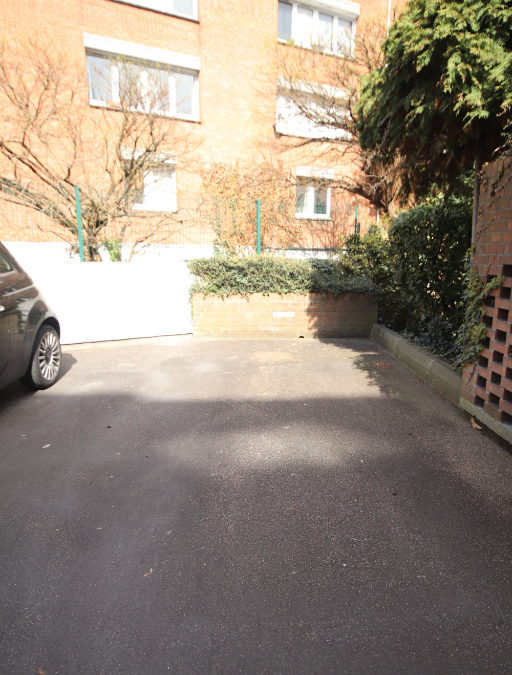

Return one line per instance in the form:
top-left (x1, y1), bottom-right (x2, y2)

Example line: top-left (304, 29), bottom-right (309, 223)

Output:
top-left (123, 150), bottom-right (177, 213)
top-left (84, 34), bottom-right (200, 120)
top-left (124, 163), bottom-right (177, 213)
top-left (295, 168), bottom-right (333, 219)
top-left (277, 1), bottom-right (359, 56)
top-left (276, 82), bottom-right (350, 139)
top-left (110, 0), bottom-right (197, 20)
top-left (86, 52), bottom-right (197, 118)
top-left (296, 180), bottom-right (330, 218)
top-left (278, 1), bottom-right (292, 40)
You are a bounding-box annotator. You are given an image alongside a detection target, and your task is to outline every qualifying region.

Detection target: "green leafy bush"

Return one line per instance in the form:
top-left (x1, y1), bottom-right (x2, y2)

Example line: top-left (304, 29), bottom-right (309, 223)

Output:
top-left (188, 256), bottom-right (380, 297)
top-left (342, 225), bottom-right (404, 327)
top-left (389, 196), bottom-right (471, 328)
top-left (341, 198), bottom-right (474, 366)
top-left (102, 237), bottom-right (123, 262)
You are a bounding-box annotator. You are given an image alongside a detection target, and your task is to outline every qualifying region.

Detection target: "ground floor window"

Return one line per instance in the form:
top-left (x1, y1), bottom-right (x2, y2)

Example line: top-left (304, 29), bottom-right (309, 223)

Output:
top-left (295, 178), bottom-right (331, 219)
top-left (123, 159), bottom-right (177, 213)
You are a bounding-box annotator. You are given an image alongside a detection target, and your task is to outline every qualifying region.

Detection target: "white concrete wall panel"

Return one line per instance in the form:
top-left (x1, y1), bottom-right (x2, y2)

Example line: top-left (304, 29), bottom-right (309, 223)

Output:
top-left (4, 242), bottom-right (213, 344)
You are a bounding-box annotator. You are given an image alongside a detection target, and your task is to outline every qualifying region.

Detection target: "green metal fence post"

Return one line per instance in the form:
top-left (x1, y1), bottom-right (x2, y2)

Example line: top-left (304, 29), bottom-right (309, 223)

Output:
top-left (256, 199), bottom-right (261, 255)
top-left (74, 185), bottom-right (85, 262)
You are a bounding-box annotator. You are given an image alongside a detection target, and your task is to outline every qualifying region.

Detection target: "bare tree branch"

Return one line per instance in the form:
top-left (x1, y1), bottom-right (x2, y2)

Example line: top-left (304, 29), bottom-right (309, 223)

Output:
top-left (0, 36), bottom-right (190, 260)
top-left (276, 21), bottom-right (408, 216)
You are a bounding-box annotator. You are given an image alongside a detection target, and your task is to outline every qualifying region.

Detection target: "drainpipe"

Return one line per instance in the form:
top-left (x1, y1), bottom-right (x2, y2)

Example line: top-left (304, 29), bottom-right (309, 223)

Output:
top-left (471, 146), bottom-right (481, 249)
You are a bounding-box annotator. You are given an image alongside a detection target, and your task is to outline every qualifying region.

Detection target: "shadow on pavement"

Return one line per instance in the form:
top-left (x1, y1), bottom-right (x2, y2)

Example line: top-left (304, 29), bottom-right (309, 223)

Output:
top-left (318, 337), bottom-right (407, 398)
top-left (0, 389), bottom-right (511, 673)
top-left (0, 352), bottom-right (77, 409)
top-left (60, 351), bottom-right (78, 378)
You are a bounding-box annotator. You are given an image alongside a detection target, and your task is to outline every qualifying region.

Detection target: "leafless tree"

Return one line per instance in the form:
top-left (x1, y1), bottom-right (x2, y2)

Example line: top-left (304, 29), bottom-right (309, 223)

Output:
top-left (200, 162), bottom-right (296, 253)
top-left (277, 21), bottom-right (408, 216)
top-left (0, 36), bottom-right (188, 260)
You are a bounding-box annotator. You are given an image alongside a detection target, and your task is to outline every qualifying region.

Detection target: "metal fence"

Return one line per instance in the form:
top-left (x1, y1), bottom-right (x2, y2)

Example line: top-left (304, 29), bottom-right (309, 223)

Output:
top-left (0, 186), bottom-right (364, 260)
top-left (207, 196), bottom-right (361, 255)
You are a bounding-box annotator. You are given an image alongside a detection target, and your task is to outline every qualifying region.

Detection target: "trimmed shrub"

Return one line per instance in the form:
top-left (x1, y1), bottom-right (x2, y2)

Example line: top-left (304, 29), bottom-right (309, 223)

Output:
top-left (188, 256), bottom-right (380, 297)
top-left (342, 198), bottom-right (472, 366)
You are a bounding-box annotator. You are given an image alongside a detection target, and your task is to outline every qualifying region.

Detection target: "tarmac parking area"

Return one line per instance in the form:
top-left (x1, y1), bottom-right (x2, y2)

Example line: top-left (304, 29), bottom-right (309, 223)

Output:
top-left (0, 336), bottom-right (511, 674)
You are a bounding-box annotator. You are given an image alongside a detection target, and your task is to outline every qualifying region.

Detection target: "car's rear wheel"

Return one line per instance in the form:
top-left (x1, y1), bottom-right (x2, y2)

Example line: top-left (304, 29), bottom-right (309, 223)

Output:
top-left (21, 325), bottom-right (62, 390)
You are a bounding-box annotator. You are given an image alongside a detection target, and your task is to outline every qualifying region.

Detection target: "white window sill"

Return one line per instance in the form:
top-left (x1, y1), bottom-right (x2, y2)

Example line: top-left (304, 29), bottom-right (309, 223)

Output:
top-left (88, 99), bottom-right (200, 123)
top-left (84, 34), bottom-right (200, 70)
top-left (295, 213), bottom-right (331, 220)
top-left (277, 38), bottom-right (354, 59)
top-left (289, 0), bottom-right (360, 17)
top-left (133, 204), bottom-right (177, 213)
top-left (276, 125), bottom-right (348, 141)
top-left (275, 125), bottom-right (317, 140)
top-left (109, 1), bottom-right (198, 22)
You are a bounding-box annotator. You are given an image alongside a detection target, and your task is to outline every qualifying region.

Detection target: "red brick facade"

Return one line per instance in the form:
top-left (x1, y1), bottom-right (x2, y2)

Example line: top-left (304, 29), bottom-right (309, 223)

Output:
top-left (461, 156), bottom-right (512, 428)
top-left (0, 0), bottom-right (405, 247)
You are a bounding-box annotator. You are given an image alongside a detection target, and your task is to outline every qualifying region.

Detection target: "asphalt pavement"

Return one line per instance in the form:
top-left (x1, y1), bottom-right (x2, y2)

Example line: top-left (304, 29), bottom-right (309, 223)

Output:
top-left (0, 336), bottom-right (511, 674)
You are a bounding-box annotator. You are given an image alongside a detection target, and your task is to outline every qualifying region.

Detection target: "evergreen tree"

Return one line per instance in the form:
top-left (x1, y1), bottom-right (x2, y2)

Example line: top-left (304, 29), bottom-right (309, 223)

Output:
top-left (358, 0), bottom-right (512, 239)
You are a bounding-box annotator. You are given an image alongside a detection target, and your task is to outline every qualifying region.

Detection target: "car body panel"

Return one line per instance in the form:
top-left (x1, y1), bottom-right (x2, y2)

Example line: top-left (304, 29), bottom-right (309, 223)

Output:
top-left (0, 242), bottom-right (61, 389)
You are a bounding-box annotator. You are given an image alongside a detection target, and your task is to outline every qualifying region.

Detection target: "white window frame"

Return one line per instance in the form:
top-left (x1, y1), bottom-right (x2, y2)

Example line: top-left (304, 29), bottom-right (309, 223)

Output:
top-left (276, 79), bottom-right (350, 140)
top-left (84, 34), bottom-right (200, 121)
top-left (278, 0), bottom-right (359, 57)
top-left (295, 167), bottom-right (334, 220)
top-left (122, 149), bottom-right (178, 213)
top-left (109, 0), bottom-right (198, 21)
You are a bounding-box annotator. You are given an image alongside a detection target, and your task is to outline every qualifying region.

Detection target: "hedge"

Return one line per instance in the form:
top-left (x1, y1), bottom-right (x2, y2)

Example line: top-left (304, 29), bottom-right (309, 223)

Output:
top-left (188, 256), bottom-right (380, 297)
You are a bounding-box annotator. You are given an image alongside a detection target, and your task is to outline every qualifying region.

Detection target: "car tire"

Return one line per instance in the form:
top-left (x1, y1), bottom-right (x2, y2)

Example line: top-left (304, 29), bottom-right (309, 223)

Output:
top-left (21, 325), bottom-right (62, 390)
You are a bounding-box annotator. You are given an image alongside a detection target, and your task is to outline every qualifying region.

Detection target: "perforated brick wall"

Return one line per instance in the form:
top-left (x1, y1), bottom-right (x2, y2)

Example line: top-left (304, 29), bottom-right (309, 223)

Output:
top-left (461, 156), bottom-right (512, 429)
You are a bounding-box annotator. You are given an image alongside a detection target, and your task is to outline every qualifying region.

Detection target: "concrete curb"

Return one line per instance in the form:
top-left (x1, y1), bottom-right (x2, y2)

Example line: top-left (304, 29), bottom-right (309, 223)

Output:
top-left (372, 324), bottom-right (512, 446)
top-left (371, 324), bottom-right (462, 405)
top-left (459, 398), bottom-right (512, 445)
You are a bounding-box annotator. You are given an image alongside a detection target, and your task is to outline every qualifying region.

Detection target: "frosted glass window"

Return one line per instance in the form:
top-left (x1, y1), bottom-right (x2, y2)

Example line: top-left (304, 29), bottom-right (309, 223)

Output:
top-left (278, 2), bottom-right (292, 40)
top-left (318, 13), bottom-right (333, 50)
top-left (127, 164), bottom-right (177, 212)
top-left (86, 53), bottom-right (113, 102)
top-left (173, 0), bottom-right (194, 16)
top-left (143, 167), bottom-right (177, 212)
top-left (296, 7), bottom-right (313, 48)
top-left (176, 72), bottom-right (194, 115)
top-left (336, 19), bottom-right (353, 55)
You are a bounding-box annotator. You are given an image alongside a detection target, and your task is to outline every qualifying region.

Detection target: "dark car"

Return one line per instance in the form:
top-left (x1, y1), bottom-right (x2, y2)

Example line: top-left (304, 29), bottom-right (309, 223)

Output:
top-left (0, 242), bottom-right (61, 390)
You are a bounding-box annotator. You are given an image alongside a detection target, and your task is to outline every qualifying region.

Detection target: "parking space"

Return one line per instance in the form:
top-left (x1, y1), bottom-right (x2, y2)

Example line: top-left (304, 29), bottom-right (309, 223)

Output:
top-left (0, 336), bottom-right (511, 674)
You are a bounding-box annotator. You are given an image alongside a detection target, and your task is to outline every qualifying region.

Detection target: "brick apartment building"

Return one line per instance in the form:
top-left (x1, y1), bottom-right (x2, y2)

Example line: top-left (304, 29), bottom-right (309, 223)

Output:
top-left (0, 0), bottom-right (404, 254)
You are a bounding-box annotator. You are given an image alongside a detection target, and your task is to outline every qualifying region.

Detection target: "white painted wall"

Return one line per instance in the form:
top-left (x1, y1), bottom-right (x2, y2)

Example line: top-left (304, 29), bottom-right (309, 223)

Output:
top-left (4, 242), bottom-right (213, 344)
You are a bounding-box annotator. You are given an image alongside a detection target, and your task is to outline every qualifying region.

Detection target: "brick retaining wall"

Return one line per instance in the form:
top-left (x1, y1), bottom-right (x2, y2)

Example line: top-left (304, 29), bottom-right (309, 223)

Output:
top-left (191, 293), bottom-right (378, 338)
